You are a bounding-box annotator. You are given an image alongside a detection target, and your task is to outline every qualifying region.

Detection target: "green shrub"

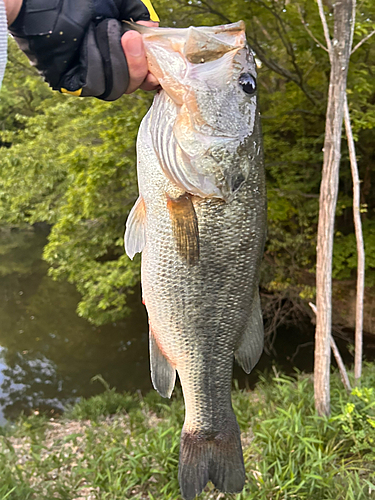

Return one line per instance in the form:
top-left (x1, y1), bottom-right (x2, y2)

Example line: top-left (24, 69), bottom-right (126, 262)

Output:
top-left (66, 389), bottom-right (138, 421)
top-left (337, 385), bottom-right (375, 459)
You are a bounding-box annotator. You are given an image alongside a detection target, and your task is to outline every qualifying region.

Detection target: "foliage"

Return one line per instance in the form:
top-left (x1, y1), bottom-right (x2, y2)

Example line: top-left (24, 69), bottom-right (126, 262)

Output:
top-left (65, 375), bottom-right (139, 420)
top-left (333, 220), bottom-right (375, 286)
top-left (338, 385), bottom-right (375, 459)
top-left (0, 39), bottom-right (147, 324)
top-left (0, 0), bottom-right (375, 327)
top-left (1, 364), bottom-right (375, 499)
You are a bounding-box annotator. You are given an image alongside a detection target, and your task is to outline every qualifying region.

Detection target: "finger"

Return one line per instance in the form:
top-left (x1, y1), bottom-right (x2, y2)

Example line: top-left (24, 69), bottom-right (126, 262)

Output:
top-left (136, 21), bottom-right (160, 88)
top-left (137, 20), bottom-right (159, 27)
top-left (139, 80), bottom-right (161, 92)
top-left (121, 31), bottom-right (148, 94)
top-left (139, 72), bottom-right (160, 91)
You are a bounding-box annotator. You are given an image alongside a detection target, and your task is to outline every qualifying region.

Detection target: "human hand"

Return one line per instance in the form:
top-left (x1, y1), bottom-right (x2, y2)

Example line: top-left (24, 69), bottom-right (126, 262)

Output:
top-left (9, 0), bottom-right (160, 100)
top-left (121, 21), bottom-right (160, 94)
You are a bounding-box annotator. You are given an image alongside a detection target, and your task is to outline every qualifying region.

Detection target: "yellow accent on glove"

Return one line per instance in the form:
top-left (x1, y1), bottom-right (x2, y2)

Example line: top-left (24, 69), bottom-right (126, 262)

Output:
top-left (140, 0), bottom-right (159, 22)
top-left (60, 87), bottom-right (83, 96)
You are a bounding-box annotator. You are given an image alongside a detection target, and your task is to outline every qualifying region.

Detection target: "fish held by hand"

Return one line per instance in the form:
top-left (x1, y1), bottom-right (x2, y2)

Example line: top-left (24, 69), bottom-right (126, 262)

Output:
top-left (125, 20), bottom-right (266, 500)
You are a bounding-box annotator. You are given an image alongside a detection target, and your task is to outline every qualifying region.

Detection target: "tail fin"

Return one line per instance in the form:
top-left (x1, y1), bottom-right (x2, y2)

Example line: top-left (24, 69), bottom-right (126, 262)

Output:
top-left (178, 417), bottom-right (245, 500)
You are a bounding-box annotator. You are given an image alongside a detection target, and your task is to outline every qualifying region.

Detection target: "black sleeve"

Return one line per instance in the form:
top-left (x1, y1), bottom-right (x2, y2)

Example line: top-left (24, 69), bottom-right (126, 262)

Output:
top-left (9, 0), bottom-right (159, 100)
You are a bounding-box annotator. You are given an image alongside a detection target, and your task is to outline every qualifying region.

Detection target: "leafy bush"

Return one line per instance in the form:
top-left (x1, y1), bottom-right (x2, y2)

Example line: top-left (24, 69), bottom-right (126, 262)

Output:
top-left (66, 389), bottom-right (138, 421)
top-left (65, 376), bottom-right (139, 420)
top-left (338, 385), bottom-right (375, 459)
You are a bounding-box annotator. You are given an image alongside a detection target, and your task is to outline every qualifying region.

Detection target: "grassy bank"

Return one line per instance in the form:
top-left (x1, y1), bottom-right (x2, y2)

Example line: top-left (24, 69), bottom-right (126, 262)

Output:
top-left (1, 366), bottom-right (375, 500)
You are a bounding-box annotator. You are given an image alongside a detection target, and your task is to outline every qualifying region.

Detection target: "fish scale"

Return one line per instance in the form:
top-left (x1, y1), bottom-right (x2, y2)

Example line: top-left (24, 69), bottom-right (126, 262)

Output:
top-left (125, 21), bottom-right (266, 499)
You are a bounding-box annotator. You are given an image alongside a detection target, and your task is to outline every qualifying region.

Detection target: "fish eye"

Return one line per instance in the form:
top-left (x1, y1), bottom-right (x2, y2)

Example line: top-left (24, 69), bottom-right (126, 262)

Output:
top-left (238, 73), bottom-right (257, 95)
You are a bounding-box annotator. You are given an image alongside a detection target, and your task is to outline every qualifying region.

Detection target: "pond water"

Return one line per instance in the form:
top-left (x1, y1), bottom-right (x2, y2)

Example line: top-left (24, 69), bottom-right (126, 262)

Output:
top-left (0, 226), bottom-right (364, 424)
top-left (0, 226), bottom-right (152, 423)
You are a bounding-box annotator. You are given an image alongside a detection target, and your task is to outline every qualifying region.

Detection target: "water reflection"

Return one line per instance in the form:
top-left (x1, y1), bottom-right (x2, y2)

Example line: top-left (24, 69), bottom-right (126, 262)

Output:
top-left (0, 226), bottom-right (151, 421)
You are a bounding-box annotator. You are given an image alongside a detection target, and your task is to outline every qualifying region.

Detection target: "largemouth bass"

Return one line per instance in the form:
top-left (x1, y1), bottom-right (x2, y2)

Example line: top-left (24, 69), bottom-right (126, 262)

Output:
top-left (125, 21), bottom-right (266, 499)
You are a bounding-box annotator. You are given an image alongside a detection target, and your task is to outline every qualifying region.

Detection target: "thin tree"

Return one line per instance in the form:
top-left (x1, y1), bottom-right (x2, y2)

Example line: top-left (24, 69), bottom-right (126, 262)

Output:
top-left (314, 0), bottom-right (355, 416)
top-left (344, 96), bottom-right (365, 385)
top-left (304, 0), bottom-right (372, 399)
top-left (309, 302), bottom-right (351, 394)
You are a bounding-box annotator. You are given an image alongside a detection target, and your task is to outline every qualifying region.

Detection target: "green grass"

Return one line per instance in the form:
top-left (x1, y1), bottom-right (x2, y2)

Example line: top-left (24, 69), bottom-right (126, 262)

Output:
top-left (1, 364), bottom-right (375, 499)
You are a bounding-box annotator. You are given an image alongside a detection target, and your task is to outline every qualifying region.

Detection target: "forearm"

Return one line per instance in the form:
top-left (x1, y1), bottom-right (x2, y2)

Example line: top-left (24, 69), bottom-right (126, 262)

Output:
top-left (3, 0), bottom-right (21, 25)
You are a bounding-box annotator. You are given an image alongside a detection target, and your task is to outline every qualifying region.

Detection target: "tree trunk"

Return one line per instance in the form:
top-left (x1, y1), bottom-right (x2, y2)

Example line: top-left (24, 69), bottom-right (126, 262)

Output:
top-left (309, 302), bottom-right (351, 394)
top-left (315, 0), bottom-right (354, 416)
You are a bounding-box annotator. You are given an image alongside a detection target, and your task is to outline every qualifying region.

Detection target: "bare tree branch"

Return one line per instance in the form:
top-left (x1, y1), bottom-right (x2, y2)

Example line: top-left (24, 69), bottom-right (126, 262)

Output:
top-left (262, 291), bottom-right (309, 354)
top-left (290, 342), bottom-right (314, 364)
top-left (316, 0), bottom-right (333, 55)
top-left (173, 0), bottom-right (232, 24)
top-left (351, 29), bottom-right (375, 54)
top-left (330, 336), bottom-right (352, 393)
top-left (344, 95), bottom-right (364, 385)
top-left (297, 6), bottom-right (329, 52)
top-left (252, 1), bottom-right (315, 103)
top-left (245, 35), bottom-right (319, 106)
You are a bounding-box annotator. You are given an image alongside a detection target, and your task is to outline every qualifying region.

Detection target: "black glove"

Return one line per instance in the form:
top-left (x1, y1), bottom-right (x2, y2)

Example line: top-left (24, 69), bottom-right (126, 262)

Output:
top-left (9, 0), bottom-right (159, 101)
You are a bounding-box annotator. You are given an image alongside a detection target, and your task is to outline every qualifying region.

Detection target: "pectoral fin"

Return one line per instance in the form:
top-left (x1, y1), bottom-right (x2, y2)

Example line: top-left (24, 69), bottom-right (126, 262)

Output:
top-left (234, 291), bottom-right (264, 374)
top-left (150, 330), bottom-right (176, 399)
top-left (124, 196), bottom-right (146, 259)
top-left (166, 193), bottom-right (199, 265)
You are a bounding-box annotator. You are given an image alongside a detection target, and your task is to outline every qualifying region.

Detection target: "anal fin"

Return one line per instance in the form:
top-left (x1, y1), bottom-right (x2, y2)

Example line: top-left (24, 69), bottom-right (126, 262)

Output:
top-left (124, 196), bottom-right (146, 259)
top-left (150, 330), bottom-right (176, 399)
top-left (234, 290), bottom-right (264, 374)
top-left (166, 193), bottom-right (199, 265)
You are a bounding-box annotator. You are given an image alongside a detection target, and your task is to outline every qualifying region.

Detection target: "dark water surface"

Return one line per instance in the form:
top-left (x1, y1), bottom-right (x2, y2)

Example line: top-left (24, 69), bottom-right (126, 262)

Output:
top-left (0, 226), bottom-right (364, 424)
top-left (0, 226), bottom-right (152, 423)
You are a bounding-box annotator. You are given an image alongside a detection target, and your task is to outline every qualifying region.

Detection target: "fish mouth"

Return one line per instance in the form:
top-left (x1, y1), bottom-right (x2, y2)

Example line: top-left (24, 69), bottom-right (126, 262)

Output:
top-left (125, 20), bottom-right (247, 80)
